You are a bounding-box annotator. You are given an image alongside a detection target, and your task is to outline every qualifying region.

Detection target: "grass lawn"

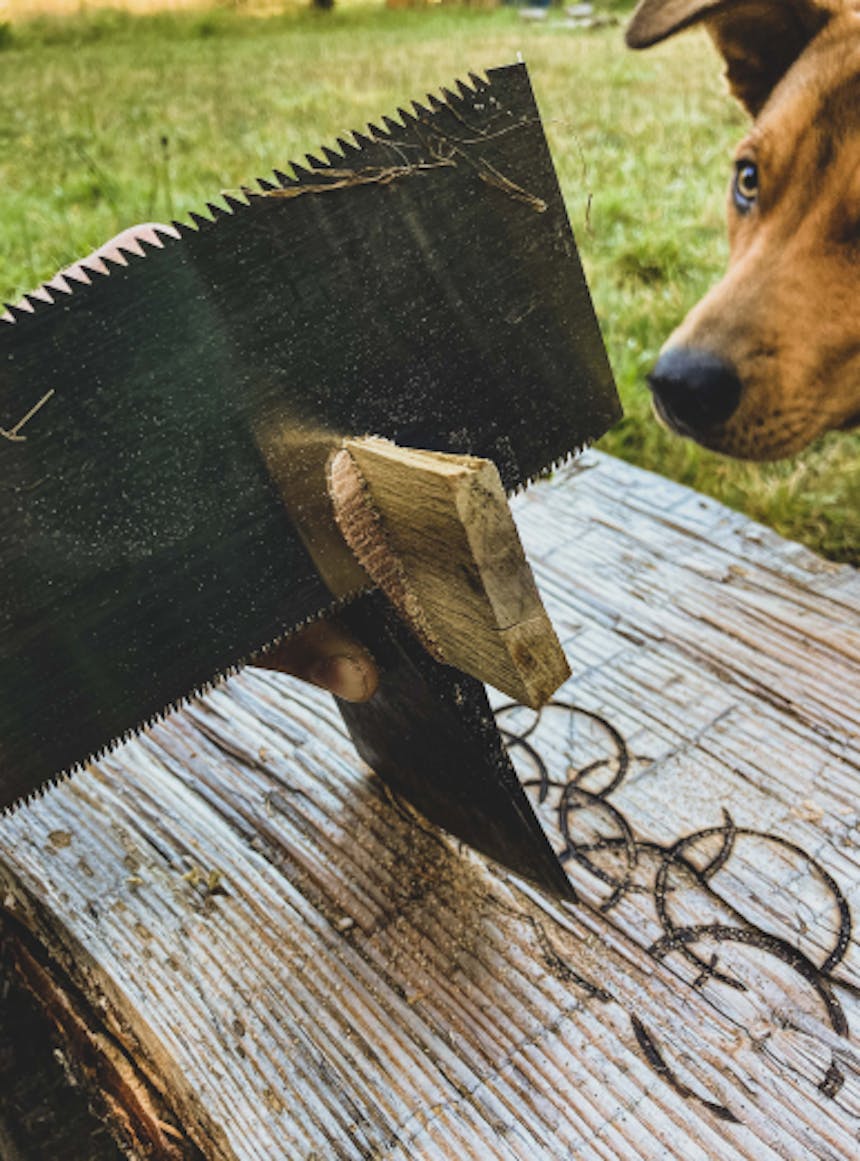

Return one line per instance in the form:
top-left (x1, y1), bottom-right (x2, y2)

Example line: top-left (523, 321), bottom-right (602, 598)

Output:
top-left (1, 3), bottom-right (857, 563)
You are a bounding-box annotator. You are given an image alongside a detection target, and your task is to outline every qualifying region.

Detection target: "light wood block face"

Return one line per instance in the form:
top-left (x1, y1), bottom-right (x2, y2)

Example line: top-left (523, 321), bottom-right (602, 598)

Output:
top-left (330, 437), bottom-right (571, 707)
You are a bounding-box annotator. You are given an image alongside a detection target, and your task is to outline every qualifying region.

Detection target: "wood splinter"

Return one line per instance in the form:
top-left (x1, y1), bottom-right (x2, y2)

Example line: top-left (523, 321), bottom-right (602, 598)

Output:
top-left (328, 436), bottom-right (571, 709)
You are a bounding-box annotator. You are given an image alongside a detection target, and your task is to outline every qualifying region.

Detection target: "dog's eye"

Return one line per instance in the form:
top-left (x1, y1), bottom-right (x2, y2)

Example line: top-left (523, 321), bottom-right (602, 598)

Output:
top-left (733, 161), bottom-right (759, 211)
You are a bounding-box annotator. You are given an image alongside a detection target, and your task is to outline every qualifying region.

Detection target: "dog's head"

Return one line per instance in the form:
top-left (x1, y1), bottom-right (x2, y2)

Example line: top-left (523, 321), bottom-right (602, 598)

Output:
top-left (627, 0), bottom-right (860, 459)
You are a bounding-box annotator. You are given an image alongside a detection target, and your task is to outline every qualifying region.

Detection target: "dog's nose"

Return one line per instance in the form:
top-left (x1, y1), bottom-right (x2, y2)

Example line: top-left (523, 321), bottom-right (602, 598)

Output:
top-left (647, 348), bottom-right (743, 430)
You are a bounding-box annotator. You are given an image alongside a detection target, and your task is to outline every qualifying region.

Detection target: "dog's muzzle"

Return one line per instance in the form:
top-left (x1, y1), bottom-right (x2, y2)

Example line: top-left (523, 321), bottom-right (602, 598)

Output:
top-left (647, 348), bottom-right (743, 435)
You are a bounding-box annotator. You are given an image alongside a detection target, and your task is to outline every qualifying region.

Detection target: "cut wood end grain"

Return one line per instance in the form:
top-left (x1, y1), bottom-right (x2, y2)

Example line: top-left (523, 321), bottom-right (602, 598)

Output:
top-left (330, 436), bottom-right (570, 707)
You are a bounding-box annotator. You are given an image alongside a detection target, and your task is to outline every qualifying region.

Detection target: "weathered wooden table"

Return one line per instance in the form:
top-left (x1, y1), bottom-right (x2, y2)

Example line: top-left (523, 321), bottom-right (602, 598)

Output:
top-left (1, 452), bottom-right (858, 1160)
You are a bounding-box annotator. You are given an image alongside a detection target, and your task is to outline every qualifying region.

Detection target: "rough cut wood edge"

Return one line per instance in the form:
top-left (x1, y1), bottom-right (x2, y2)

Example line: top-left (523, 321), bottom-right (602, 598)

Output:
top-left (3, 922), bottom-right (199, 1160)
top-left (0, 451), bottom-right (857, 1161)
top-left (0, 935), bottom-right (124, 1161)
top-left (330, 436), bottom-right (570, 708)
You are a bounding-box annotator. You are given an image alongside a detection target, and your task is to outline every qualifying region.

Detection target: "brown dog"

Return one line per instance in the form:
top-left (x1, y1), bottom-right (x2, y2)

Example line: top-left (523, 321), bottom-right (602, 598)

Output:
top-left (626, 0), bottom-right (860, 459)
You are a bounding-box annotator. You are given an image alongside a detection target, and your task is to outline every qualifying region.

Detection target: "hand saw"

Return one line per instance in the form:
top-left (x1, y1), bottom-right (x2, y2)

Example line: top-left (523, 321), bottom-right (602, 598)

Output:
top-left (0, 62), bottom-right (619, 897)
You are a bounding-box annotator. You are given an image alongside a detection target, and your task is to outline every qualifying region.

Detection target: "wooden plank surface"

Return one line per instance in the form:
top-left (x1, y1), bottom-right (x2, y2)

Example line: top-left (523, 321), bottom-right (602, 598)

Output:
top-left (0, 451), bottom-right (858, 1160)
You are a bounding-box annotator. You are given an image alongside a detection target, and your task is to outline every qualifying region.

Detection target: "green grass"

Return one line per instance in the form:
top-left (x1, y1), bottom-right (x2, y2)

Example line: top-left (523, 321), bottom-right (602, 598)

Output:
top-left (1, 4), bottom-right (857, 563)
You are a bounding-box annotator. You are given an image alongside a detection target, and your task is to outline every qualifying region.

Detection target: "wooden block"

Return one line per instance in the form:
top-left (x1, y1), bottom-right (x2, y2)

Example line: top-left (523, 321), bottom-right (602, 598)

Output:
top-left (256, 424), bottom-right (568, 708)
top-left (1, 454), bottom-right (859, 1159)
top-left (329, 436), bottom-right (571, 708)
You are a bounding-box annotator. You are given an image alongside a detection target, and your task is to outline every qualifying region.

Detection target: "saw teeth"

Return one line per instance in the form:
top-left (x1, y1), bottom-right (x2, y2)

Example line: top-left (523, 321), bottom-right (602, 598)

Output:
top-left (0, 771), bottom-right (64, 817)
top-left (51, 274), bottom-right (77, 294)
top-left (439, 86), bottom-right (462, 109)
top-left (170, 218), bottom-right (195, 239)
top-left (351, 129), bottom-right (373, 151)
top-left (23, 292), bottom-right (52, 315)
top-left (95, 253), bottom-right (124, 275)
top-left (66, 273), bottom-right (92, 290)
top-left (0, 589), bottom-right (361, 816)
top-left (137, 233), bottom-right (170, 253)
top-left (0, 67), bottom-right (496, 339)
top-left (189, 209), bottom-right (213, 231)
top-left (115, 243), bottom-right (143, 264)
top-left (4, 302), bottom-right (32, 324)
top-left (336, 135), bottom-right (361, 157)
top-left (289, 161), bottom-right (314, 182)
top-left (381, 114), bottom-right (404, 137)
top-left (223, 192), bottom-right (248, 212)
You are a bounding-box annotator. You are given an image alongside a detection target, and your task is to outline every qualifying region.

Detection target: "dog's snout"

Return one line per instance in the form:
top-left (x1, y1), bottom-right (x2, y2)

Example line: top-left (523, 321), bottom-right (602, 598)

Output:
top-left (647, 348), bottom-right (743, 430)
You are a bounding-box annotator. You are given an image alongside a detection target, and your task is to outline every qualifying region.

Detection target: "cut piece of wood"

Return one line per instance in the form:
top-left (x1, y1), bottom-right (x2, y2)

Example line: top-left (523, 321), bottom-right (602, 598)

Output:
top-left (0, 451), bottom-right (858, 1160)
top-left (329, 436), bottom-right (570, 708)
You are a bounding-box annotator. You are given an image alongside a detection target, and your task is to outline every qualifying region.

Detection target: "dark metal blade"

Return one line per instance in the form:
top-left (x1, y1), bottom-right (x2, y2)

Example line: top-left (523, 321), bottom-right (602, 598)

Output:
top-left (338, 593), bottom-right (575, 900)
top-left (0, 62), bottom-right (619, 861)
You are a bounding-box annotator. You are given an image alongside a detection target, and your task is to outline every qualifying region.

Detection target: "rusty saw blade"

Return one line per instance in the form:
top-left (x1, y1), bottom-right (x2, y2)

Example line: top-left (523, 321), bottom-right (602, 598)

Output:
top-left (0, 62), bottom-right (618, 894)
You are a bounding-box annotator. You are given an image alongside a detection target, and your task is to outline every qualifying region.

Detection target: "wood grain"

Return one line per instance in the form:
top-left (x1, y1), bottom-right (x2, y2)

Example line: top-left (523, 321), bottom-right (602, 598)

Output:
top-left (1, 451), bottom-right (858, 1160)
top-left (330, 437), bottom-right (570, 708)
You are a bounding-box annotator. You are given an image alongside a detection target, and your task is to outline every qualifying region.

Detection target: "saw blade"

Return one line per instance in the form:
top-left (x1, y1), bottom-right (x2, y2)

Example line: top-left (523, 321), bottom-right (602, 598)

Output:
top-left (0, 61), bottom-right (619, 815)
top-left (337, 593), bottom-right (577, 900)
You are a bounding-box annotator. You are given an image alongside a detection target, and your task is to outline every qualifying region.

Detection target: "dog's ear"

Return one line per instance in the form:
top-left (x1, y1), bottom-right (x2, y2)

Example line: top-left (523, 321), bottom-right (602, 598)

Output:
top-left (626, 0), bottom-right (839, 115)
